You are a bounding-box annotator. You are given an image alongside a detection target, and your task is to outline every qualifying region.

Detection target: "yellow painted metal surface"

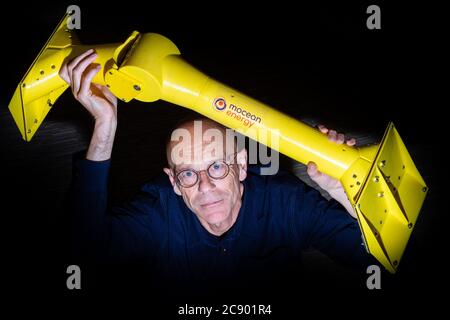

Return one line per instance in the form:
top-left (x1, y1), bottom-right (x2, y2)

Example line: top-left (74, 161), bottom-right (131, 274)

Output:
top-left (355, 124), bottom-right (428, 273)
top-left (7, 14), bottom-right (428, 273)
top-left (8, 13), bottom-right (118, 141)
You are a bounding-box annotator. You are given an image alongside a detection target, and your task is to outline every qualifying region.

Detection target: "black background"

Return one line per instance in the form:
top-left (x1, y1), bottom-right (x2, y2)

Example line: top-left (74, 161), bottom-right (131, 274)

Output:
top-left (0, 1), bottom-right (445, 317)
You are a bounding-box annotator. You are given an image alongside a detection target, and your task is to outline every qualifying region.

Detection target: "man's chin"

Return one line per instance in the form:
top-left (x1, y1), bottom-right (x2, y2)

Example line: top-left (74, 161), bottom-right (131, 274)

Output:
top-left (200, 209), bottom-right (229, 225)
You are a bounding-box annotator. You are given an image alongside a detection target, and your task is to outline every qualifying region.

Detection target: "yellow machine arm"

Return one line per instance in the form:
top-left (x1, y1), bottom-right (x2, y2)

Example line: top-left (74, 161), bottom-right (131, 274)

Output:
top-left (8, 14), bottom-right (427, 273)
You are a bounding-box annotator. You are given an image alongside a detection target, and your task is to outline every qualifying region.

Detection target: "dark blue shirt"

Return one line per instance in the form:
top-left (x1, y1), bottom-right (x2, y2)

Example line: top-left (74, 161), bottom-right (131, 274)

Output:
top-left (69, 154), bottom-right (373, 294)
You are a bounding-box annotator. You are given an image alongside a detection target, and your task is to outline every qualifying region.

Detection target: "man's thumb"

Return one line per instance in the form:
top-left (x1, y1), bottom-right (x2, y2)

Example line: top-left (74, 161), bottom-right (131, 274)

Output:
top-left (307, 161), bottom-right (319, 178)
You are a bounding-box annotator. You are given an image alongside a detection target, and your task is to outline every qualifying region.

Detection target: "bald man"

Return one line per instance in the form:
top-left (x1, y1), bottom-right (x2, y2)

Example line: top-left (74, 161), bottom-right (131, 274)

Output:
top-left (65, 50), bottom-right (375, 295)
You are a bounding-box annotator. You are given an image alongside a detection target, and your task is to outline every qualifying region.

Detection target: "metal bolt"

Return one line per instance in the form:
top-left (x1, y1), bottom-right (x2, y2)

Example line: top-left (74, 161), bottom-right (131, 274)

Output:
top-left (133, 84), bottom-right (141, 91)
top-left (51, 65), bottom-right (56, 69)
top-left (379, 160), bottom-right (386, 168)
top-left (34, 119), bottom-right (38, 124)
top-left (356, 181), bottom-right (361, 186)
top-left (27, 129), bottom-right (31, 134)
top-left (47, 99), bottom-right (53, 107)
top-left (408, 223), bottom-right (413, 229)
top-left (377, 191), bottom-right (384, 198)
top-left (422, 187), bottom-right (428, 192)
top-left (393, 260), bottom-right (398, 266)
top-left (40, 70), bottom-right (45, 75)
top-left (373, 176), bottom-right (380, 183)
top-left (22, 83), bottom-right (26, 88)
top-left (352, 174), bottom-right (357, 179)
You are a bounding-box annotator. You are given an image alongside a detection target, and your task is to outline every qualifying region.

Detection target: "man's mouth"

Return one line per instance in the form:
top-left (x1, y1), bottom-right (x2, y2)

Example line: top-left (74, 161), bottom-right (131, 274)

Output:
top-left (200, 199), bottom-right (223, 208)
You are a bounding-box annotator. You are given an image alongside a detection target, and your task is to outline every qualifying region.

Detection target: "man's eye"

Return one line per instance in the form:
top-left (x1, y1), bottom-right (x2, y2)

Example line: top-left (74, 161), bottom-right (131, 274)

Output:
top-left (182, 170), bottom-right (194, 178)
top-left (212, 163), bottom-right (223, 170)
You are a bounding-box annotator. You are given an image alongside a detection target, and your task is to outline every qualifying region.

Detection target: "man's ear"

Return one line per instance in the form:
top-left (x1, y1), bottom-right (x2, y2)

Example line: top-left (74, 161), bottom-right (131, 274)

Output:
top-left (236, 148), bottom-right (248, 182)
top-left (163, 167), bottom-right (182, 196)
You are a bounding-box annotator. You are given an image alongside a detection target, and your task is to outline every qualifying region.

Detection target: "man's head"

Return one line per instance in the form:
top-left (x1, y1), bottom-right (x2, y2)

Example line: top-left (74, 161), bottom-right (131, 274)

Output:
top-left (163, 116), bottom-right (247, 236)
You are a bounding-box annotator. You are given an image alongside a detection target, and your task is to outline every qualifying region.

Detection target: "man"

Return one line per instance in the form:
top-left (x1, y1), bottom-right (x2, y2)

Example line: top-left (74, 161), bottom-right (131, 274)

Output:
top-left (62, 50), bottom-right (374, 296)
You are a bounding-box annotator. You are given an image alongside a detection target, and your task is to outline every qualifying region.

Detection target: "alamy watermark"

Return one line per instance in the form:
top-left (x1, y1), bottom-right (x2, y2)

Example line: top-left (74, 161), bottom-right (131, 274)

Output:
top-left (366, 5), bottom-right (381, 30)
top-left (169, 120), bottom-right (280, 175)
top-left (66, 5), bottom-right (81, 30)
top-left (66, 264), bottom-right (81, 290)
top-left (366, 265), bottom-right (381, 289)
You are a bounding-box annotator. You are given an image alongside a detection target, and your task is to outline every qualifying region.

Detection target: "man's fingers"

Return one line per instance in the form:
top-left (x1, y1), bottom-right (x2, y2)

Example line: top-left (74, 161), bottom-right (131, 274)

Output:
top-left (317, 124), bottom-right (329, 134)
top-left (318, 124), bottom-right (357, 147)
top-left (71, 53), bottom-right (98, 96)
top-left (98, 85), bottom-right (117, 107)
top-left (346, 138), bottom-right (356, 146)
top-left (78, 64), bottom-right (101, 99)
top-left (307, 161), bottom-right (321, 179)
top-left (336, 133), bottom-right (345, 144)
top-left (67, 49), bottom-right (95, 75)
top-left (67, 49), bottom-right (96, 90)
top-left (327, 130), bottom-right (338, 143)
top-left (327, 130), bottom-right (355, 146)
top-left (59, 63), bottom-right (70, 84)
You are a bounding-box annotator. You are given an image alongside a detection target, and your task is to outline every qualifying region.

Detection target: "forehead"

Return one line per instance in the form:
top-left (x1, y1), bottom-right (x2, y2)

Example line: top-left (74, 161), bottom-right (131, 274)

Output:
top-left (171, 138), bottom-right (232, 170)
top-left (167, 120), bottom-right (236, 168)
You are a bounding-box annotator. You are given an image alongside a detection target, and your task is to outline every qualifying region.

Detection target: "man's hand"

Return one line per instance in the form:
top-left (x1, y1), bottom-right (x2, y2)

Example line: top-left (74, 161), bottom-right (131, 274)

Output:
top-left (306, 125), bottom-right (357, 218)
top-left (59, 49), bottom-right (118, 161)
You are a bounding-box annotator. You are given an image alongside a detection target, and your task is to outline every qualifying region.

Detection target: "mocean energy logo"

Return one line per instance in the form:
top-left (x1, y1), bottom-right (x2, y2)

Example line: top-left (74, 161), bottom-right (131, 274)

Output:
top-left (213, 98), bottom-right (227, 111)
top-left (212, 97), bottom-right (262, 128)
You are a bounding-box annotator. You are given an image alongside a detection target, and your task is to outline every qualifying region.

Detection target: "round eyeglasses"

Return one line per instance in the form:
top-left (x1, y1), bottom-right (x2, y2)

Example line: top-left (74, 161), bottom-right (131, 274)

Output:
top-left (175, 154), bottom-right (237, 188)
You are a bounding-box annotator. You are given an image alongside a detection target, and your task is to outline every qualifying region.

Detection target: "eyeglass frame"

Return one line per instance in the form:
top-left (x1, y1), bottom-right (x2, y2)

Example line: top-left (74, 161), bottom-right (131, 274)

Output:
top-left (174, 152), bottom-right (238, 188)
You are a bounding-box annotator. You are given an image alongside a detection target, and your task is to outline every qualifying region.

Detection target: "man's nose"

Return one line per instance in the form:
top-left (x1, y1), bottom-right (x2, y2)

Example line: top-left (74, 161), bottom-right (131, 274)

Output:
top-left (198, 171), bottom-right (215, 193)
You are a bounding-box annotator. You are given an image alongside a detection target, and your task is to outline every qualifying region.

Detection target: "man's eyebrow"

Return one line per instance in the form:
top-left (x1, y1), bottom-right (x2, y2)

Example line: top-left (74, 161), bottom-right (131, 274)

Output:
top-left (174, 154), bottom-right (233, 172)
top-left (175, 164), bottom-right (192, 172)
